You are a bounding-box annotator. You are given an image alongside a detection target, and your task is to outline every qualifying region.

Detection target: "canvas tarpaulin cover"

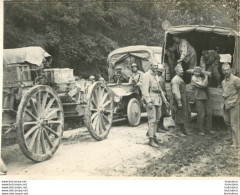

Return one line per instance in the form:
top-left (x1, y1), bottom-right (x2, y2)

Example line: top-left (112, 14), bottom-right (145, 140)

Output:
top-left (166, 25), bottom-right (240, 37)
top-left (107, 45), bottom-right (162, 80)
top-left (3, 47), bottom-right (52, 67)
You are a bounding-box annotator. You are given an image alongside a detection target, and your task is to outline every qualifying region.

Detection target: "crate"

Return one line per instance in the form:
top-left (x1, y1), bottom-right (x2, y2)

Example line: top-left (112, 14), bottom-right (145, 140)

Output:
top-left (44, 68), bottom-right (76, 93)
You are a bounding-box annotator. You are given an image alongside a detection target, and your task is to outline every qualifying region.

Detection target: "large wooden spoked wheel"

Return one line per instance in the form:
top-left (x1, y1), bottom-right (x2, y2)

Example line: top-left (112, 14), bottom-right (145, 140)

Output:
top-left (85, 81), bottom-right (113, 141)
top-left (16, 85), bottom-right (64, 162)
top-left (127, 98), bottom-right (141, 127)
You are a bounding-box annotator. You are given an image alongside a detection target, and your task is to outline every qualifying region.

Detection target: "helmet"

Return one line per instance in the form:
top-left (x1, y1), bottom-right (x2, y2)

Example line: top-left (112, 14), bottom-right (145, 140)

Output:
top-left (131, 63), bottom-right (137, 67)
top-left (89, 75), bottom-right (95, 81)
top-left (115, 65), bottom-right (122, 70)
top-left (99, 77), bottom-right (105, 81)
top-left (157, 64), bottom-right (164, 72)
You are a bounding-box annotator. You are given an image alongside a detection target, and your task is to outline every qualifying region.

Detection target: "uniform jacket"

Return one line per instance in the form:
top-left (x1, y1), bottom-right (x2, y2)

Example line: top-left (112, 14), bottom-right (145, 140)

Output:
top-left (178, 39), bottom-right (196, 63)
top-left (200, 50), bottom-right (220, 71)
top-left (191, 75), bottom-right (210, 100)
top-left (129, 70), bottom-right (144, 87)
top-left (171, 75), bottom-right (191, 123)
top-left (142, 69), bottom-right (162, 106)
top-left (222, 74), bottom-right (240, 110)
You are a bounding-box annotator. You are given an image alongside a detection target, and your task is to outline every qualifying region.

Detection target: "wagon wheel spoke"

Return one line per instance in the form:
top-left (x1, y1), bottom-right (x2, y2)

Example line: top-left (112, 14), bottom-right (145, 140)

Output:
top-left (43, 129), bottom-right (54, 148)
top-left (91, 99), bottom-right (98, 109)
top-left (102, 101), bottom-right (111, 109)
top-left (91, 112), bottom-right (98, 122)
top-left (48, 120), bottom-right (63, 125)
top-left (44, 98), bottom-right (55, 116)
top-left (41, 91), bottom-right (48, 111)
top-left (23, 121), bottom-right (38, 127)
top-left (92, 115), bottom-right (99, 130)
top-left (45, 126), bottom-right (59, 138)
top-left (35, 130), bottom-right (41, 154)
top-left (104, 110), bottom-right (112, 114)
top-left (100, 93), bottom-right (108, 106)
top-left (99, 115), bottom-right (106, 133)
top-left (101, 113), bottom-right (110, 124)
top-left (95, 116), bottom-right (100, 133)
top-left (30, 98), bottom-right (38, 117)
top-left (46, 108), bottom-right (60, 119)
top-left (40, 130), bottom-right (47, 154)
top-left (37, 91), bottom-right (42, 114)
top-left (28, 128), bottom-right (40, 152)
top-left (24, 125), bottom-right (39, 139)
top-left (25, 109), bottom-right (38, 121)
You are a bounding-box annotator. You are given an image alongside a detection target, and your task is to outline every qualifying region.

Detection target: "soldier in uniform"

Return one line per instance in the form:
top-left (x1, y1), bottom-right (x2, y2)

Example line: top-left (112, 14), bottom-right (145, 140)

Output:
top-left (171, 64), bottom-right (191, 137)
top-left (129, 63), bottom-right (144, 88)
top-left (156, 64), bottom-right (169, 132)
top-left (168, 35), bottom-right (197, 83)
top-left (110, 66), bottom-right (128, 83)
top-left (221, 63), bottom-right (240, 148)
top-left (191, 66), bottom-right (214, 136)
top-left (142, 62), bottom-right (169, 147)
top-left (200, 50), bottom-right (221, 87)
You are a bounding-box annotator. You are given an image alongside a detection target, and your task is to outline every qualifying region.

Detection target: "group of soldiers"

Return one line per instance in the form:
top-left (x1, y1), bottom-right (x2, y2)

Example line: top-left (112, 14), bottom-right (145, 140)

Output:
top-left (142, 60), bottom-right (240, 149)
top-left (167, 35), bottom-right (222, 87)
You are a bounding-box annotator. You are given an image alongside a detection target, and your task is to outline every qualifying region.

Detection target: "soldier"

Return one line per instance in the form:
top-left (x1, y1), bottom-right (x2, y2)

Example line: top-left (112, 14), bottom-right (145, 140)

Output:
top-left (171, 64), bottom-right (191, 137)
top-left (200, 50), bottom-right (221, 87)
top-left (142, 62), bottom-right (169, 147)
top-left (110, 65), bottom-right (128, 83)
top-left (191, 66), bottom-right (214, 136)
top-left (129, 63), bottom-right (144, 88)
top-left (221, 63), bottom-right (240, 148)
top-left (89, 75), bottom-right (96, 83)
top-left (168, 35), bottom-right (197, 83)
top-left (156, 64), bottom-right (169, 132)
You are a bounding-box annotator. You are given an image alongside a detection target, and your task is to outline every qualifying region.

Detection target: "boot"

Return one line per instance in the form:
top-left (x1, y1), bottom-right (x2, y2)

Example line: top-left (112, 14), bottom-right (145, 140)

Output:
top-left (177, 131), bottom-right (186, 137)
top-left (153, 135), bottom-right (160, 145)
top-left (157, 118), bottom-right (169, 132)
top-left (149, 138), bottom-right (159, 148)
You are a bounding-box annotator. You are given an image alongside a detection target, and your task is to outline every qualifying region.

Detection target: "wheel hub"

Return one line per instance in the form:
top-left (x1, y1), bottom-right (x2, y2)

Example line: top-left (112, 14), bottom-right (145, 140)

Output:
top-left (39, 118), bottom-right (48, 127)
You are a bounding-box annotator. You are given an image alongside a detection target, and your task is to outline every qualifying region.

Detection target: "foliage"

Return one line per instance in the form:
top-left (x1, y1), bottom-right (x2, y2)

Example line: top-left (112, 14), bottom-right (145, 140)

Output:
top-left (4, 0), bottom-right (238, 79)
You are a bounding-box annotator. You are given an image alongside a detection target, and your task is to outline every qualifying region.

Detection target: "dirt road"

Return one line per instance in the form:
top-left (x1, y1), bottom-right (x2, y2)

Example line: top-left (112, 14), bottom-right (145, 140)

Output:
top-left (2, 116), bottom-right (239, 179)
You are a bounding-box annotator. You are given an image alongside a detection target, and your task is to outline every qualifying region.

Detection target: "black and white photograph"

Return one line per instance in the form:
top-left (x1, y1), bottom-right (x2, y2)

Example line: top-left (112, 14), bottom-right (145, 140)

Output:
top-left (0, 0), bottom-right (239, 185)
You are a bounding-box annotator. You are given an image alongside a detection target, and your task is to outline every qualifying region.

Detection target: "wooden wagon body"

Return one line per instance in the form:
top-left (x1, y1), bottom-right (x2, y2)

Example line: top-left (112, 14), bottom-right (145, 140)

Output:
top-left (2, 47), bottom-right (114, 164)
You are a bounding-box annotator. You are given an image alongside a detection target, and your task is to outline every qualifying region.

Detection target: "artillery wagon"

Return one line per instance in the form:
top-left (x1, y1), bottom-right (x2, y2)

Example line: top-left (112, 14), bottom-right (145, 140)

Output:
top-left (2, 47), bottom-right (114, 163)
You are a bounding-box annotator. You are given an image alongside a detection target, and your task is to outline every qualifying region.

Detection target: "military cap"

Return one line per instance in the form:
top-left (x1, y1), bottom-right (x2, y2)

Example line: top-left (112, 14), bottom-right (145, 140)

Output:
top-left (115, 65), bottom-right (122, 70)
top-left (157, 64), bottom-right (164, 72)
top-left (174, 64), bottom-right (183, 72)
top-left (222, 63), bottom-right (231, 70)
top-left (131, 63), bottom-right (137, 67)
top-left (193, 66), bottom-right (201, 73)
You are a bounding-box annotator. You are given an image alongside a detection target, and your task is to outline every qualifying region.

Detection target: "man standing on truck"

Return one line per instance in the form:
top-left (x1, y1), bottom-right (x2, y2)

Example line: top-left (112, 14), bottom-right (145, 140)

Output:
top-left (191, 66), bottom-right (214, 136)
top-left (142, 62), bottom-right (163, 147)
top-left (221, 63), bottom-right (240, 148)
top-left (129, 63), bottom-right (144, 88)
top-left (171, 64), bottom-right (191, 137)
top-left (168, 35), bottom-right (197, 83)
top-left (200, 50), bottom-right (222, 87)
